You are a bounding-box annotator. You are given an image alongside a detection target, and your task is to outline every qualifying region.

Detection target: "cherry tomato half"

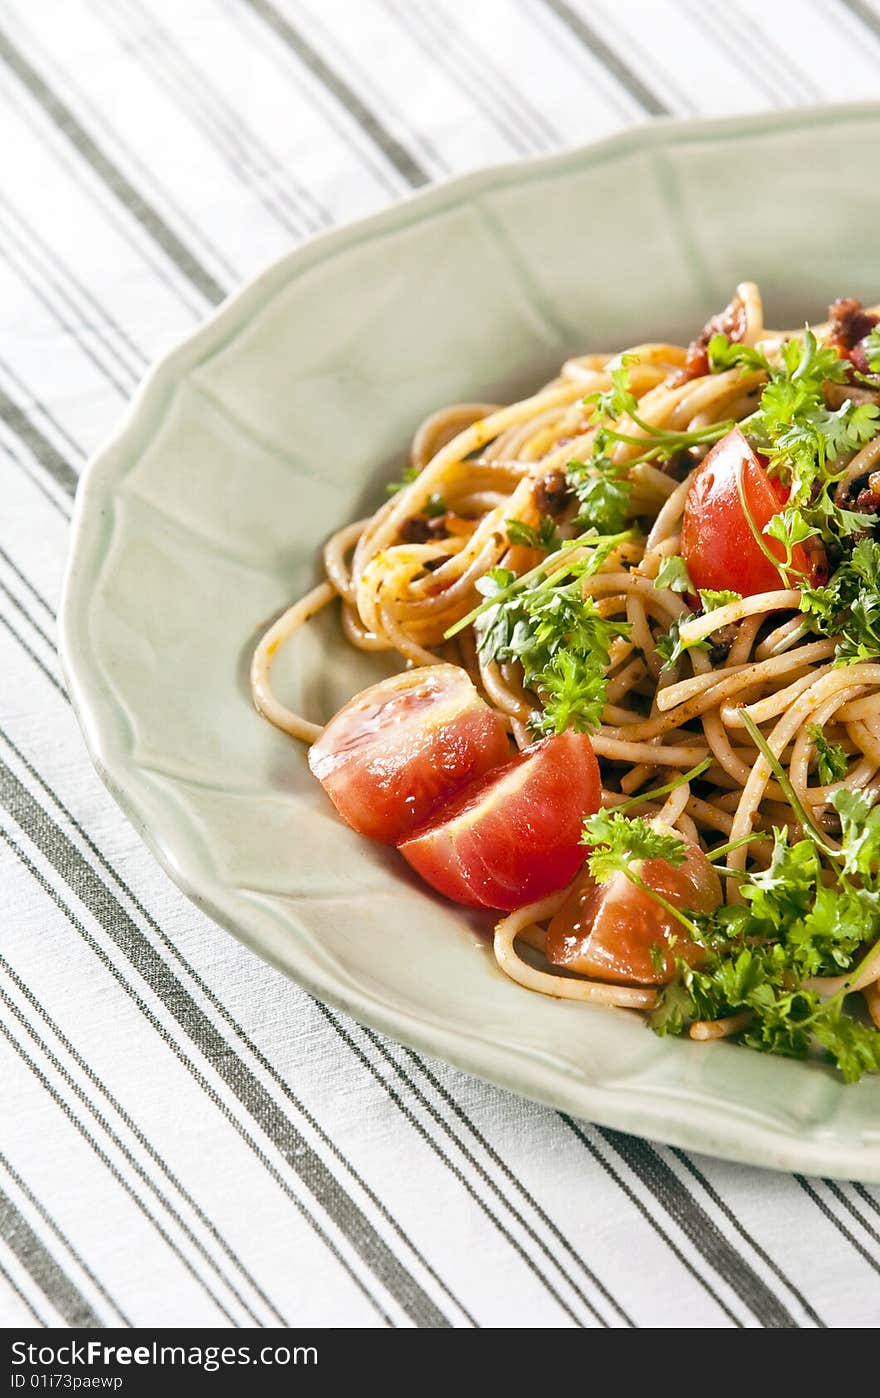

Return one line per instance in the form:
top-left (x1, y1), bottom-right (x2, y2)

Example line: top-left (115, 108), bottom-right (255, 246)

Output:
top-left (397, 729), bottom-right (601, 911)
top-left (680, 426), bottom-right (826, 597)
top-left (545, 829), bottom-right (721, 986)
top-left (308, 664), bottom-right (510, 845)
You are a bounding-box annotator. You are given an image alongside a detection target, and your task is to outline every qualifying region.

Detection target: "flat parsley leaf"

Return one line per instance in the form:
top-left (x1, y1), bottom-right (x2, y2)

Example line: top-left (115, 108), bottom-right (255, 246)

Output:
top-left (807, 724), bottom-right (849, 785)
top-left (832, 787), bottom-right (880, 880)
top-left (505, 515), bottom-right (560, 553)
top-left (385, 464), bottom-right (420, 495)
top-left (653, 554), bottom-right (694, 594)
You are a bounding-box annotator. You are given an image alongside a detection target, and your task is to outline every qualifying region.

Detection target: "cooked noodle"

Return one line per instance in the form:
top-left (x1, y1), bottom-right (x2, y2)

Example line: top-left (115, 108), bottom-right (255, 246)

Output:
top-left (250, 282), bottom-right (880, 1044)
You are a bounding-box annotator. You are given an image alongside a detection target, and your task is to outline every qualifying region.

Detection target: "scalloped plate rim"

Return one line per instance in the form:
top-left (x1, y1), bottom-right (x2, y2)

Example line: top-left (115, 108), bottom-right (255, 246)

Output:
top-left (59, 103), bottom-right (880, 1182)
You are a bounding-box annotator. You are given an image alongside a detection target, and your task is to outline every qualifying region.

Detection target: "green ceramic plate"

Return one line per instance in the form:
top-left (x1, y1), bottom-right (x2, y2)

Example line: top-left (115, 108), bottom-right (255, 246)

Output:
top-left (60, 105), bottom-right (880, 1181)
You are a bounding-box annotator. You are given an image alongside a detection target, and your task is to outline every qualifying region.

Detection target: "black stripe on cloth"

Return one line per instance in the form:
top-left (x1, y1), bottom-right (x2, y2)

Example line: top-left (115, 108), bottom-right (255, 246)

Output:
top-left (854, 1182), bottom-right (880, 1220)
top-left (598, 1130), bottom-right (800, 1327)
top-left (0, 544), bottom-right (55, 622)
top-left (0, 355), bottom-right (86, 463)
top-left (0, 436), bottom-right (72, 523)
top-left (241, 0), bottom-right (431, 187)
top-left (3, 361), bottom-right (621, 1324)
top-left (1, 513), bottom-right (612, 1327)
top-left (0, 640), bottom-right (558, 1330)
top-left (0, 549), bottom-right (474, 1332)
top-left (0, 73), bottom-right (208, 322)
top-left (0, 577), bottom-right (54, 655)
top-left (0, 821), bottom-right (393, 1331)
top-left (0, 1180), bottom-right (101, 1327)
top-left (0, 211), bottom-right (135, 399)
top-left (677, 0), bottom-right (813, 107)
top-left (670, 1149), bottom-right (824, 1327)
top-left (796, 1177), bottom-right (880, 1277)
top-left (1, 297), bottom-right (805, 1330)
top-left (424, 2), bottom-right (562, 149)
top-left (315, 1002), bottom-right (602, 1327)
top-left (0, 384), bottom-right (78, 497)
top-left (89, 0), bottom-right (328, 240)
top-left (3, 503), bottom-right (776, 1331)
top-left (838, 0), bottom-right (880, 42)
top-left (0, 611), bottom-right (66, 699)
top-left (0, 1153), bottom-right (131, 1327)
top-left (0, 191), bottom-right (148, 382)
top-left (0, 962), bottom-right (239, 1327)
top-left (561, 1116), bottom-right (741, 1325)
top-left (539, 0), bottom-right (671, 115)
top-left (0, 755), bottom-right (449, 1329)
top-left (381, 0), bottom-right (553, 156)
top-left (0, 26), bottom-right (226, 306)
top-left (0, 1253), bottom-right (47, 1327)
top-left (0, 958), bottom-right (282, 1327)
top-left (399, 1045), bottom-right (634, 1326)
top-left (823, 1180), bottom-right (880, 1257)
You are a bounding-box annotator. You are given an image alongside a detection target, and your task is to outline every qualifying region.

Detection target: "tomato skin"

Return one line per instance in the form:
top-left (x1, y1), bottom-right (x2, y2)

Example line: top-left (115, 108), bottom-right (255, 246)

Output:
top-left (681, 426), bottom-right (825, 597)
top-left (397, 729), bottom-right (601, 911)
top-left (545, 830), bottom-right (721, 986)
top-left (308, 664), bottom-right (510, 845)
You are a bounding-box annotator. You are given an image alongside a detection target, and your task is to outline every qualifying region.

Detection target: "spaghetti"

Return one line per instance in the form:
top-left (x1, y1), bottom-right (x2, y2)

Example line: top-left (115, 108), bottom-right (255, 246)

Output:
top-left (251, 283), bottom-right (880, 1069)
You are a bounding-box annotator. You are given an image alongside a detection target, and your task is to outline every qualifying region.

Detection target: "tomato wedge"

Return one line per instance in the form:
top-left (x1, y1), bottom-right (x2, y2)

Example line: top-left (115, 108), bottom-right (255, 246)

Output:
top-left (397, 729), bottom-right (601, 911)
top-left (681, 426), bottom-right (825, 597)
top-left (545, 830), bottom-right (721, 985)
top-left (308, 664), bottom-right (510, 844)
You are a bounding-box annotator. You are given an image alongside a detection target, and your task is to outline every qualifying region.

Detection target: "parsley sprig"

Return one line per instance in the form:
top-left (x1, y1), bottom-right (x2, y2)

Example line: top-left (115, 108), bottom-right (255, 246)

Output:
top-left (583, 795), bottom-right (880, 1079)
top-left (808, 724), bottom-right (849, 785)
top-left (566, 356), bottom-right (735, 533)
top-left (800, 537), bottom-right (880, 663)
top-left (457, 535), bottom-right (633, 736)
top-left (505, 515), bottom-right (560, 553)
top-left (710, 329), bottom-right (880, 551)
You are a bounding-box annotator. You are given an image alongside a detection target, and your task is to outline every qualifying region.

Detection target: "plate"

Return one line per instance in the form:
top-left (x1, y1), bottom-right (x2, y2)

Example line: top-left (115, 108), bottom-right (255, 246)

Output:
top-left (60, 104), bottom-right (880, 1181)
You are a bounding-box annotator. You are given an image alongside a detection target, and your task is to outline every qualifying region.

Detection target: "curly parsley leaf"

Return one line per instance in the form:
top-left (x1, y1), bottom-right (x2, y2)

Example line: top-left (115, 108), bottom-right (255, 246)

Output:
top-left (711, 327), bottom-right (880, 552)
top-left (813, 1009), bottom-right (880, 1083)
top-left (582, 810), bottom-right (687, 883)
top-left (467, 538), bottom-right (632, 736)
top-left (740, 830), bottom-right (820, 927)
top-left (698, 588), bottom-right (742, 612)
top-left (529, 649), bottom-right (608, 736)
top-left (566, 450), bottom-right (633, 534)
top-left (647, 812), bottom-right (880, 1080)
top-left (801, 537), bottom-right (880, 662)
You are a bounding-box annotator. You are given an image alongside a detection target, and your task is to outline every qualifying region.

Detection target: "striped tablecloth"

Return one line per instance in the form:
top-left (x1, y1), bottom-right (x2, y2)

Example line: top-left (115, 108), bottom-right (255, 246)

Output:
top-left (2, 0), bottom-right (880, 1331)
